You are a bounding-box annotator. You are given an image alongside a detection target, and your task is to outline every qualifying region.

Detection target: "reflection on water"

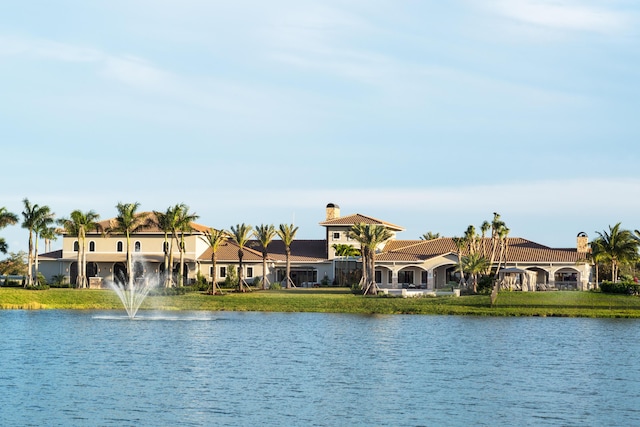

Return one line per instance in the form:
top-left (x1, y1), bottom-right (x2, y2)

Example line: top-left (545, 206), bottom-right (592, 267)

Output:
top-left (1, 311), bottom-right (639, 426)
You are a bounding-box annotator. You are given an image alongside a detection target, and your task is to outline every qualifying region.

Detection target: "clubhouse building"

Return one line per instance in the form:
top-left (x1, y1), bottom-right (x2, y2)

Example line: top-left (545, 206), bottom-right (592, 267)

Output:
top-left (39, 204), bottom-right (593, 291)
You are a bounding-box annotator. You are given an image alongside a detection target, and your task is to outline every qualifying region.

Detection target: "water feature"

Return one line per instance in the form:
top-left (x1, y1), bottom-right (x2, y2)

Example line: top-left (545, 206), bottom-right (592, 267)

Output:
top-left (106, 257), bottom-right (158, 319)
top-left (2, 311), bottom-right (640, 426)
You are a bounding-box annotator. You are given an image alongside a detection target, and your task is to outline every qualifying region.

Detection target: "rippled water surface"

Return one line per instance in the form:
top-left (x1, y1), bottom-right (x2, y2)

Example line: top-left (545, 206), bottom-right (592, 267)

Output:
top-left (1, 310), bottom-right (639, 426)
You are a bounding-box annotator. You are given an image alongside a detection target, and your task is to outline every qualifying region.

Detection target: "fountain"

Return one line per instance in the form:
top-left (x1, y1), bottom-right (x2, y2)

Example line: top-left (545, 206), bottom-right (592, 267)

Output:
top-left (106, 257), bottom-right (159, 319)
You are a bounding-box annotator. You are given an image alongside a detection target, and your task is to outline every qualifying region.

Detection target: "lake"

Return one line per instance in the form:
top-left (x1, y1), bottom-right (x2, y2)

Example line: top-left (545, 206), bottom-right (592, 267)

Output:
top-left (1, 310), bottom-right (639, 426)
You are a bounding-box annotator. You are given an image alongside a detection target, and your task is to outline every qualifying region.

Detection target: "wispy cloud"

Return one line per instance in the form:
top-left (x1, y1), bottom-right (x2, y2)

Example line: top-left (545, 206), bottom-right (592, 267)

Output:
top-left (485, 0), bottom-right (631, 34)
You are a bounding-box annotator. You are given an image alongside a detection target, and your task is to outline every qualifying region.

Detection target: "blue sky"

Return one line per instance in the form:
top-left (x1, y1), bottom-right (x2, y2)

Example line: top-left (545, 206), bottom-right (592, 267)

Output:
top-left (1, 0), bottom-right (639, 253)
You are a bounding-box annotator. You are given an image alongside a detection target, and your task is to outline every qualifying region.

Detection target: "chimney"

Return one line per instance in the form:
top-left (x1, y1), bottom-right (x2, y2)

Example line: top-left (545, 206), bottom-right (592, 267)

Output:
top-left (326, 203), bottom-right (340, 221)
top-left (577, 232), bottom-right (589, 253)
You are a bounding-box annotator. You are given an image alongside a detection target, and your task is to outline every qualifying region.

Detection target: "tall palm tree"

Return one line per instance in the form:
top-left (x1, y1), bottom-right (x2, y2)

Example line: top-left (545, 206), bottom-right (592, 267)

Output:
top-left (494, 226), bottom-right (510, 278)
top-left (464, 225), bottom-right (478, 255)
top-left (107, 202), bottom-right (149, 287)
top-left (277, 223), bottom-right (299, 289)
top-left (0, 207), bottom-right (18, 255)
top-left (199, 228), bottom-right (229, 295)
top-left (21, 199), bottom-right (54, 287)
top-left (58, 210), bottom-right (100, 288)
top-left (229, 223), bottom-right (252, 292)
top-left (480, 220), bottom-right (491, 259)
top-left (33, 215), bottom-right (55, 285)
top-left (349, 223), bottom-right (393, 295)
top-left (174, 205), bottom-right (198, 287)
top-left (595, 223), bottom-right (639, 283)
top-left (254, 224), bottom-right (276, 290)
top-left (488, 213), bottom-right (507, 275)
top-left (153, 208), bottom-right (174, 287)
top-left (452, 236), bottom-right (467, 287)
top-left (588, 238), bottom-right (606, 289)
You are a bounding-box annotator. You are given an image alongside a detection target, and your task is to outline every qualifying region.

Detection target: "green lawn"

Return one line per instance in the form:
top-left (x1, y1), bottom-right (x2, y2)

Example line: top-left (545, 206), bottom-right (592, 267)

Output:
top-left (2, 287), bottom-right (640, 317)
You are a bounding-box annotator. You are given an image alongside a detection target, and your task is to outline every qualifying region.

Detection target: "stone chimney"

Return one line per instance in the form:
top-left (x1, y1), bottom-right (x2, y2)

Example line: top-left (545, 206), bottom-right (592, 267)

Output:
top-left (326, 203), bottom-right (340, 221)
top-left (577, 232), bottom-right (589, 252)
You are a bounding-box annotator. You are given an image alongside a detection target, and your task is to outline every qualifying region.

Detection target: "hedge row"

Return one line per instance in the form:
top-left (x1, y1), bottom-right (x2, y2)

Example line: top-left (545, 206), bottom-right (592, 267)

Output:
top-left (600, 281), bottom-right (640, 295)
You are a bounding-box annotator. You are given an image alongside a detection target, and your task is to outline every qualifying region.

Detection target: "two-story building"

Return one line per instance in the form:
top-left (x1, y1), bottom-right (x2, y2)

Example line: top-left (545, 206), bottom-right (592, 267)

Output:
top-left (39, 203), bottom-right (592, 291)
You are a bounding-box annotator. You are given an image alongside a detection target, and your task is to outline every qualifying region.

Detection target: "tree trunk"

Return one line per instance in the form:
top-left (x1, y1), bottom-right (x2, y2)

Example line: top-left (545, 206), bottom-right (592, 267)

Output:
top-left (285, 248), bottom-right (291, 289)
top-left (238, 250), bottom-right (244, 292)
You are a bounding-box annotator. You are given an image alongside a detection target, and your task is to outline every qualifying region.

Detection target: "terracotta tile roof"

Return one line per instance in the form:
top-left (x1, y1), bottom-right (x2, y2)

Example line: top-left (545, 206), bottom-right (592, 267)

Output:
top-left (378, 237), bottom-right (586, 264)
top-left (199, 239), bottom-right (327, 263)
top-left (82, 211), bottom-right (210, 235)
top-left (248, 240), bottom-right (327, 262)
top-left (198, 240), bottom-right (264, 262)
top-left (319, 213), bottom-right (404, 231)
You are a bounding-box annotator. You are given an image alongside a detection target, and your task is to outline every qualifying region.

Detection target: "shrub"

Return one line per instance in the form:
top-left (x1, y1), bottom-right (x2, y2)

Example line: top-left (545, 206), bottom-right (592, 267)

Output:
top-left (600, 281), bottom-right (640, 295)
top-left (269, 282), bottom-right (281, 290)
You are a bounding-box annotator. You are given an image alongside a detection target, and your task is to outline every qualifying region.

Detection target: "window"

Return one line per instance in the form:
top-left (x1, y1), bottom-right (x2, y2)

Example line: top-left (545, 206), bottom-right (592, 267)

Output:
top-left (163, 242), bottom-right (169, 253)
top-left (247, 267), bottom-right (253, 278)
top-left (398, 270), bottom-right (414, 284)
top-left (209, 266), bottom-right (213, 276)
top-left (89, 241), bottom-right (95, 252)
top-left (375, 270), bottom-right (382, 284)
top-left (134, 241), bottom-right (141, 252)
top-left (388, 271), bottom-right (393, 283)
top-left (333, 232), bottom-right (340, 240)
top-left (220, 266), bottom-right (226, 278)
top-left (73, 241), bottom-right (79, 252)
top-left (117, 241), bottom-right (123, 252)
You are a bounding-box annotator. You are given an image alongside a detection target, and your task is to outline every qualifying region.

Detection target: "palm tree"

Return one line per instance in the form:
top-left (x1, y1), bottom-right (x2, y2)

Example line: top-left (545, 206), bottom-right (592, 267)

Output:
top-left (420, 232), bottom-right (441, 241)
top-left (595, 223), bottom-right (639, 283)
top-left (254, 224), bottom-right (276, 290)
top-left (487, 213), bottom-right (507, 276)
top-left (494, 226), bottom-right (510, 278)
top-left (464, 225), bottom-right (478, 255)
top-left (277, 223), bottom-right (299, 289)
top-left (174, 205), bottom-right (198, 287)
top-left (586, 238), bottom-right (606, 290)
top-left (462, 252), bottom-right (489, 293)
top-left (107, 202), bottom-right (149, 287)
top-left (199, 228), bottom-right (229, 295)
top-left (21, 199), bottom-right (54, 287)
top-left (348, 223), bottom-right (393, 295)
top-left (452, 236), bottom-right (467, 287)
top-left (153, 208), bottom-right (174, 287)
top-left (229, 223), bottom-right (252, 292)
top-left (58, 210), bottom-right (100, 288)
top-left (480, 220), bottom-right (491, 259)
top-left (0, 207), bottom-right (18, 255)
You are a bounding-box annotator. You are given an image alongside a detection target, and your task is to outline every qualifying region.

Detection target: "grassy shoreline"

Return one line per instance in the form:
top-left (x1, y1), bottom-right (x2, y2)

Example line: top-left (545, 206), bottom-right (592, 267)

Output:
top-left (2, 288), bottom-right (640, 317)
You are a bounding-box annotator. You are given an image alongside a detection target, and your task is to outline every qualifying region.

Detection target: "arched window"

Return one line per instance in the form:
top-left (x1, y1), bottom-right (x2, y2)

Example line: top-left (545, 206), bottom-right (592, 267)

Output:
top-left (163, 242), bottom-right (169, 253)
top-left (73, 241), bottom-right (79, 252)
top-left (117, 241), bottom-right (123, 252)
top-left (89, 241), bottom-right (96, 252)
top-left (134, 241), bottom-right (141, 252)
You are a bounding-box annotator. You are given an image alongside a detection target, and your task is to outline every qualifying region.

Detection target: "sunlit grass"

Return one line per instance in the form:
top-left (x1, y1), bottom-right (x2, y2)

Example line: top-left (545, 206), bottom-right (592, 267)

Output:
top-left (2, 288), bottom-right (640, 317)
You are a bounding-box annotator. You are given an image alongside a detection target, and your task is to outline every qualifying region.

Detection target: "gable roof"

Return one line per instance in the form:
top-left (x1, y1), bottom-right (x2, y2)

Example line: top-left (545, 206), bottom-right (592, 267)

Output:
top-left (319, 213), bottom-right (405, 231)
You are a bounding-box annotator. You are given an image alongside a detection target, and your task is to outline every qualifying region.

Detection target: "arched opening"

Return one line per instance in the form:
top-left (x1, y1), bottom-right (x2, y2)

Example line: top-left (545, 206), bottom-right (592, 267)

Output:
top-left (134, 241), bottom-right (141, 252)
top-left (89, 241), bottom-right (96, 252)
top-left (116, 241), bottom-right (123, 252)
top-left (73, 241), bottom-right (79, 252)
top-left (70, 262), bottom-right (78, 286)
top-left (554, 268), bottom-right (580, 290)
top-left (114, 262), bottom-right (127, 284)
top-left (87, 262), bottom-right (98, 278)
